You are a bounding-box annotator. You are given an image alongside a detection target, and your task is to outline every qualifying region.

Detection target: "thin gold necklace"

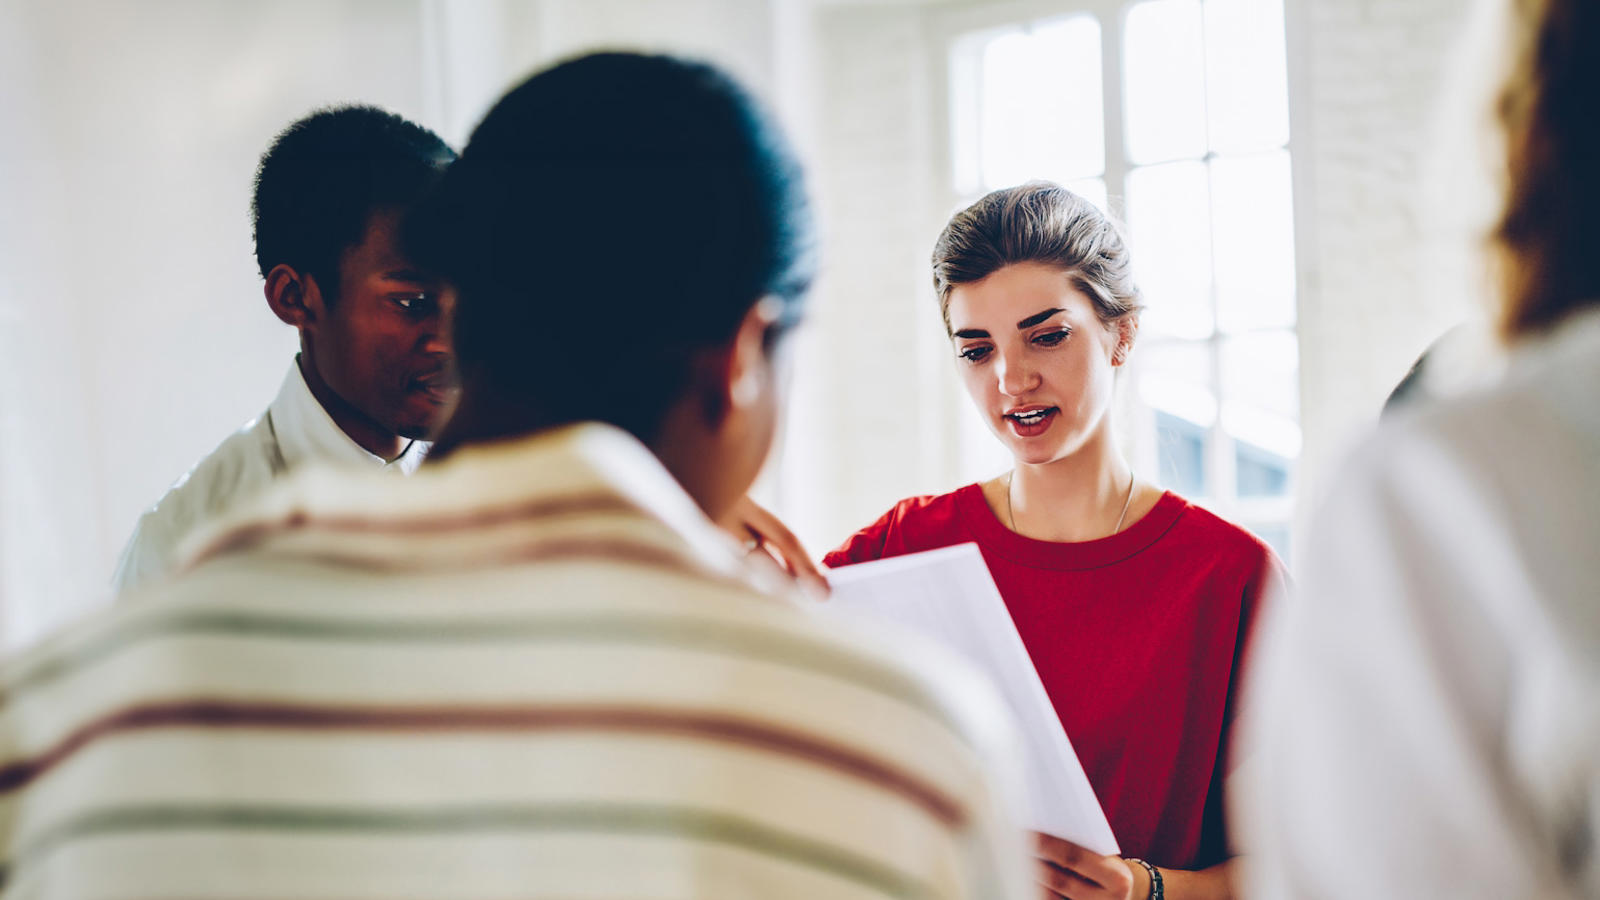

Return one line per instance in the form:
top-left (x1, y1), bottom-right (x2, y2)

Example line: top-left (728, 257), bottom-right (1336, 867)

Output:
top-left (1006, 469), bottom-right (1136, 537)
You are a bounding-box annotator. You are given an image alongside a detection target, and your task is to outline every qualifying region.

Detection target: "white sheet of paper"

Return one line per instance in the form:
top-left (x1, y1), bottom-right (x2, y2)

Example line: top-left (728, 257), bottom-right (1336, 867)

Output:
top-left (824, 542), bottom-right (1119, 855)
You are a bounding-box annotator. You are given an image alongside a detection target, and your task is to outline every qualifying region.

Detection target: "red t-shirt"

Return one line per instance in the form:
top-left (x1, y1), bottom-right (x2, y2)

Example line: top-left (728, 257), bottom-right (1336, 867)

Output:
top-left (824, 484), bottom-right (1284, 870)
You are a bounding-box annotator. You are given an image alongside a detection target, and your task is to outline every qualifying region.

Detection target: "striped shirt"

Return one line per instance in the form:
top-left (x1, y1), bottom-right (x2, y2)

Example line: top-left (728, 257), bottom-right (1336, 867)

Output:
top-left (1, 424), bottom-right (1030, 899)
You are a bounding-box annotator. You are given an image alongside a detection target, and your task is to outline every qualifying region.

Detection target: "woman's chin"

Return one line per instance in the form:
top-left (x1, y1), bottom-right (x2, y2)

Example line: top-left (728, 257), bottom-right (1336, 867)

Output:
top-left (1008, 444), bottom-right (1065, 467)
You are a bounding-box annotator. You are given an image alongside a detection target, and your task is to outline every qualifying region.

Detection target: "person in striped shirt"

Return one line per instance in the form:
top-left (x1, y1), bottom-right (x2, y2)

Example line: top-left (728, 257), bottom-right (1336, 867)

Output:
top-left (0, 53), bottom-right (1032, 899)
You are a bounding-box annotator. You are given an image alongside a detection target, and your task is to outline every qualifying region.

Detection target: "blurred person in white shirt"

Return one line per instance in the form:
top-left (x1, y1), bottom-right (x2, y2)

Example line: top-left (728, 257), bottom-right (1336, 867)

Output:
top-left (1236, 0), bottom-right (1600, 897)
top-left (113, 106), bottom-right (457, 592)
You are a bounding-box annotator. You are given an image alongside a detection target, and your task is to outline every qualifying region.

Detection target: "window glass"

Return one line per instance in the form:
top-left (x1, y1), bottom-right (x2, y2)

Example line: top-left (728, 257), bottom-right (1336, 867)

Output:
top-left (1220, 329), bottom-right (1300, 497)
top-left (979, 16), bottom-right (1104, 189)
top-left (1124, 0), bottom-right (1207, 164)
top-left (1136, 341), bottom-right (1215, 496)
top-left (1211, 150), bottom-right (1296, 332)
top-left (1127, 160), bottom-right (1214, 339)
top-left (1204, 0), bottom-right (1290, 153)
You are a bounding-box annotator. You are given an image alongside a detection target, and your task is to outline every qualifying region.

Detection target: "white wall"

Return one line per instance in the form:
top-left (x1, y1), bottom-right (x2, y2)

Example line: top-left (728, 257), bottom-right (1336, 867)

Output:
top-left (1289, 0), bottom-right (1488, 519)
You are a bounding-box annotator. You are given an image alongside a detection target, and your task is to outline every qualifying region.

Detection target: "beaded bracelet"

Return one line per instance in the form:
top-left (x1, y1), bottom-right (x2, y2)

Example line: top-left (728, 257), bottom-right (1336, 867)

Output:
top-left (1127, 858), bottom-right (1164, 900)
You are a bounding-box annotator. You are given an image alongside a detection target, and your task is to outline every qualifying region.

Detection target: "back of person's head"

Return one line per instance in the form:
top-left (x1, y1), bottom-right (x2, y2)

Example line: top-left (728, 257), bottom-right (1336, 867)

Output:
top-left (1493, 0), bottom-right (1600, 339)
top-left (252, 105), bottom-right (456, 296)
top-left (415, 52), bottom-right (815, 444)
top-left (931, 182), bottom-right (1142, 335)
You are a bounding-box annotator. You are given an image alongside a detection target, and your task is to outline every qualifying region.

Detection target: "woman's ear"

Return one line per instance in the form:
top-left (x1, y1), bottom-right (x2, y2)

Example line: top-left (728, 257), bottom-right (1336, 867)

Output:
top-left (1111, 313), bottom-right (1140, 366)
top-left (263, 264), bottom-right (326, 330)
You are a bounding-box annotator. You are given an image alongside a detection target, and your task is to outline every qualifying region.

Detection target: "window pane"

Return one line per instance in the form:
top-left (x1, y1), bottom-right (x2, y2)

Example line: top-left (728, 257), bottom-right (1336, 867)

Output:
top-left (1211, 151), bottom-right (1296, 332)
top-left (1135, 341), bottom-right (1215, 497)
top-left (1221, 330), bottom-right (1300, 497)
top-left (1205, 0), bottom-right (1290, 153)
top-left (1126, 161), bottom-right (1213, 339)
top-left (979, 16), bottom-right (1104, 189)
top-left (1124, 0), bottom-right (1207, 164)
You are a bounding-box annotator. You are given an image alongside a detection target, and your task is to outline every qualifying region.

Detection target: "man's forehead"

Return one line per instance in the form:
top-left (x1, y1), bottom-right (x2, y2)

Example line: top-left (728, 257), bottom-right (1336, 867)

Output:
top-left (353, 207), bottom-right (431, 278)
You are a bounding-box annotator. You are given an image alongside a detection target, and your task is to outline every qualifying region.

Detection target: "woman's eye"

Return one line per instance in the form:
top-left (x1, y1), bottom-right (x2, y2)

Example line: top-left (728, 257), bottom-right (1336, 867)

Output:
top-left (1033, 329), bottom-right (1070, 347)
top-left (958, 346), bottom-right (992, 363)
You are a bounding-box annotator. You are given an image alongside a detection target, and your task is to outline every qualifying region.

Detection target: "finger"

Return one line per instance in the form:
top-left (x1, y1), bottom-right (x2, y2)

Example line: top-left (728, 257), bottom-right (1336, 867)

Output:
top-left (1037, 856), bottom-right (1134, 897)
top-left (734, 499), bottom-right (830, 598)
top-left (1033, 837), bottom-right (1131, 896)
top-left (1034, 832), bottom-right (1095, 869)
top-left (1034, 859), bottom-right (1105, 899)
top-left (753, 521), bottom-right (819, 579)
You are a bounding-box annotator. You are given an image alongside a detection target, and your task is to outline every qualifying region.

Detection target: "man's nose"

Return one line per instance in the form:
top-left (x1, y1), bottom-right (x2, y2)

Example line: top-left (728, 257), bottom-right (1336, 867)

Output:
top-left (419, 326), bottom-right (450, 357)
top-left (419, 290), bottom-right (456, 357)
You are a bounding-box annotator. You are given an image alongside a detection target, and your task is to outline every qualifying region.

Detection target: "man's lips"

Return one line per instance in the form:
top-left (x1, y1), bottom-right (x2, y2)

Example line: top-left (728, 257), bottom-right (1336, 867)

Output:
top-left (409, 372), bottom-right (459, 400)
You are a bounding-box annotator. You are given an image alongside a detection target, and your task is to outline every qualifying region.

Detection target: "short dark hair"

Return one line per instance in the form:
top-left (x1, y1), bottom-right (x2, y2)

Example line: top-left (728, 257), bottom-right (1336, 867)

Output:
top-left (413, 52), bottom-right (815, 443)
top-left (252, 105), bottom-right (456, 295)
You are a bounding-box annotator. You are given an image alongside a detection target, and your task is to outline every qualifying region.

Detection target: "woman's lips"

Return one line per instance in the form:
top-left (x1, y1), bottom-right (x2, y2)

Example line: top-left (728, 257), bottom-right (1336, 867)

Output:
top-left (1004, 406), bottom-right (1059, 437)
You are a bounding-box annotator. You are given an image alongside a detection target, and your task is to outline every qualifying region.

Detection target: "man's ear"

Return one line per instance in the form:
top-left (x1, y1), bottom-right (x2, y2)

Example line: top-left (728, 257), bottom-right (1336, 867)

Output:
top-left (699, 297), bottom-right (783, 426)
top-left (263, 264), bottom-right (326, 329)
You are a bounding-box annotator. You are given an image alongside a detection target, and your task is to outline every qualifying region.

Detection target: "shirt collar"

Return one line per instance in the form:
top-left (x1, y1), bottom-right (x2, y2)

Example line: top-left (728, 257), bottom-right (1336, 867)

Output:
top-left (268, 359), bottom-right (429, 474)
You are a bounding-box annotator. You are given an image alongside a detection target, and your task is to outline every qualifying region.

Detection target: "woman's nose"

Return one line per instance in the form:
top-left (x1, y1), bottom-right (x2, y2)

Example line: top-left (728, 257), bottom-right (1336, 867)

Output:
top-left (997, 354), bottom-right (1040, 396)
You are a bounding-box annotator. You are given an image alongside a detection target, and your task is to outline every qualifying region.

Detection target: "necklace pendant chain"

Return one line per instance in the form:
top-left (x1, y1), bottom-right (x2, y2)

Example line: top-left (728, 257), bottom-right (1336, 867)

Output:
top-left (1007, 469), bottom-right (1137, 537)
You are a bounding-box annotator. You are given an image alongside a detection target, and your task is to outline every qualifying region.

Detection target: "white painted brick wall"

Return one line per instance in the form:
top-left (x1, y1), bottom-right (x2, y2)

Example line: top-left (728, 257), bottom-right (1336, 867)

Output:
top-left (782, 5), bottom-right (961, 551)
top-left (1292, 0), bottom-right (1487, 519)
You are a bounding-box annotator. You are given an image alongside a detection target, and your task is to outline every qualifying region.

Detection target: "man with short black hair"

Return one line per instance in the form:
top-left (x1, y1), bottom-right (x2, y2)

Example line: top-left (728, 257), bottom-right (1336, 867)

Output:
top-left (114, 105), bottom-right (457, 591)
top-left (23, 54), bottom-right (1031, 899)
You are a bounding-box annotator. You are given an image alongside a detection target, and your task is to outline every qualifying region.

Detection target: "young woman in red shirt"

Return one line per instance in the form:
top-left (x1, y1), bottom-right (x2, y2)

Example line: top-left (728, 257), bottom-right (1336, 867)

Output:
top-left (824, 182), bottom-right (1285, 900)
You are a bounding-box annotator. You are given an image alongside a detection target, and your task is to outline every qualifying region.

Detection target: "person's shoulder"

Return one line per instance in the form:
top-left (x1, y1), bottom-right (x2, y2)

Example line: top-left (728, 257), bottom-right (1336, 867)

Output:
top-left (1339, 338), bottom-right (1592, 518)
top-left (1391, 310), bottom-right (1599, 470)
top-left (882, 487), bottom-right (971, 526)
top-left (121, 416), bottom-right (279, 581)
top-left (1162, 492), bottom-right (1276, 563)
top-left (151, 416), bottom-right (278, 521)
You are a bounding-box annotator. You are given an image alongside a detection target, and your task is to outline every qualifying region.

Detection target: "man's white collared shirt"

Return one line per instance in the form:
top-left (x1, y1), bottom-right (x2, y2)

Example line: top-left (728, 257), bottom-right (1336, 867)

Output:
top-left (113, 361), bottom-right (426, 592)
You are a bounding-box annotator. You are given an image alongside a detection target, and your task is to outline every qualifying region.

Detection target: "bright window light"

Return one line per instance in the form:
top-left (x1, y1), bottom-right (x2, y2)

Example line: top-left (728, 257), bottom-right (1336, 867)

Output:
top-left (977, 16), bottom-right (1104, 190)
top-left (1124, 0), bottom-right (1207, 164)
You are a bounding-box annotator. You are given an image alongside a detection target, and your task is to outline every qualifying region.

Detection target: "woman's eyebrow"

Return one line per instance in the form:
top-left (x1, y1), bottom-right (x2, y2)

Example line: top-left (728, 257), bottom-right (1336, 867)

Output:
top-left (1016, 307), bottom-right (1065, 329)
top-left (953, 308), bottom-right (1067, 338)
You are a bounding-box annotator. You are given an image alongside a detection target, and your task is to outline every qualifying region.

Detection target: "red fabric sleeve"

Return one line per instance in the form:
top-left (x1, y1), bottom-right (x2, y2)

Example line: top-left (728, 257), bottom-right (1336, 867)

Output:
top-left (821, 505), bottom-right (897, 568)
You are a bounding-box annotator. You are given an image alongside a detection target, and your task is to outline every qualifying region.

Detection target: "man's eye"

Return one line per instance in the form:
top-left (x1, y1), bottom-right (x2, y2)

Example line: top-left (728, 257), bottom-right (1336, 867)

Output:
top-left (1033, 329), bottom-right (1070, 347)
top-left (958, 346), bottom-right (992, 363)
top-left (394, 293), bottom-right (433, 312)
